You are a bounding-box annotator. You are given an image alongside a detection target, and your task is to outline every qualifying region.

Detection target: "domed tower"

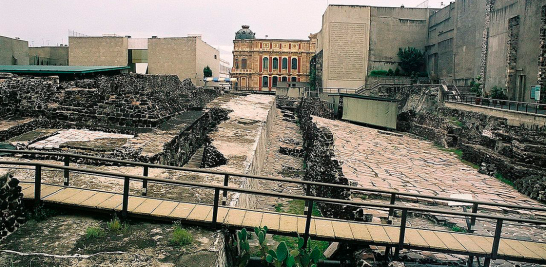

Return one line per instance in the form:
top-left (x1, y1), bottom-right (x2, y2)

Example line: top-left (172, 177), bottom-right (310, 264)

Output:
top-left (235, 25), bottom-right (256, 40)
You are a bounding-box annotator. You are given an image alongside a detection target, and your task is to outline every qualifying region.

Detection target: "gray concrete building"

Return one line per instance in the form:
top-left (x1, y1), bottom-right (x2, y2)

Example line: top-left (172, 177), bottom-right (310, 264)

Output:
top-left (69, 36), bottom-right (129, 66)
top-left (315, 5), bottom-right (435, 89)
top-left (29, 45), bottom-right (69, 65)
top-left (0, 36), bottom-right (29, 65)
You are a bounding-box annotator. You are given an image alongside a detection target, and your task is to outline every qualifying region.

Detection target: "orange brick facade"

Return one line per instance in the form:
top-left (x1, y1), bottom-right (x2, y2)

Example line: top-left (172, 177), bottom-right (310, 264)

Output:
top-left (232, 36), bottom-right (316, 91)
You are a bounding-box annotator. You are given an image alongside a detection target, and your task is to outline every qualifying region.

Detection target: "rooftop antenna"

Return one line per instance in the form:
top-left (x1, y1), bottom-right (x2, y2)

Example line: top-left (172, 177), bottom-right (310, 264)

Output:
top-left (415, 0), bottom-right (429, 8)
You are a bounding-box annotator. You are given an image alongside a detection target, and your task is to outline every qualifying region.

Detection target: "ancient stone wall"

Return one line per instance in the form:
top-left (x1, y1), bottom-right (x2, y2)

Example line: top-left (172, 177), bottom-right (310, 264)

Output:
top-left (0, 172), bottom-right (25, 240)
top-left (506, 16), bottom-right (520, 100)
top-left (0, 74), bottom-right (221, 128)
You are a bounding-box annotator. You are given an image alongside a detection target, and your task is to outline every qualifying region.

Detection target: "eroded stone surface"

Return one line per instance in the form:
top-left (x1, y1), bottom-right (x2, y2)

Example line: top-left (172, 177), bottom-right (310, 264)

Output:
top-left (28, 129), bottom-right (134, 150)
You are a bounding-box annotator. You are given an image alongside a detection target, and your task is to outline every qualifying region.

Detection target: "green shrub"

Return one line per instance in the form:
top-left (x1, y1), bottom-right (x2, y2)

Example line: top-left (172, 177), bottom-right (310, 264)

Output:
top-left (394, 67), bottom-right (401, 76)
top-left (387, 69), bottom-right (394, 76)
top-left (470, 76), bottom-right (482, 96)
top-left (85, 227), bottom-right (105, 239)
top-left (397, 47), bottom-right (425, 74)
top-left (170, 223), bottom-right (193, 246)
top-left (490, 86), bottom-right (508, 100)
top-left (369, 70), bottom-right (388, 76)
top-left (107, 216), bottom-right (128, 233)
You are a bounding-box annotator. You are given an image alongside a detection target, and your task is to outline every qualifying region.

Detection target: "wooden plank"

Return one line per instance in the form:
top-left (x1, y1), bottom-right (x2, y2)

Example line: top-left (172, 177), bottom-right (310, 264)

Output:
top-left (432, 232), bottom-right (467, 252)
top-left (151, 201), bottom-right (179, 217)
top-left (366, 224), bottom-right (393, 244)
top-left (501, 239), bottom-right (543, 260)
top-left (187, 205), bottom-right (212, 222)
top-left (126, 197), bottom-right (148, 212)
top-left (278, 215), bottom-right (298, 233)
top-left (240, 211), bottom-right (262, 228)
top-left (467, 235), bottom-right (492, 253)
top-left (23, 184), bottom-right (64, 199)
top-left (348, 223), bottom-right (373, 242)
top-left (225, 209), bottom-right (247, 227)
top-left (417, 230), bottom-right (449, 250)
top-left (132, 199), bottom-right (163, 214)
top-left (98, 194), bottom-right (123, 210)
top-left (451, 233), bottom-right (486, 254)
top-left (20, 183), bottom-right (33, 190)
top-left (405, 229), bottom-right (429, 248)
top-left (519, 241), bottom-right (546, 260)
top-left (383, 226), bottom-right (400, 244)
top-left (170, 203), bottom-right (196, 219)
top-left (262, 213), bottom-right (281, 231)
top-left (205, 207), bottom-right (230, 224)
top-left (62, 190), bottom-right (98, 205)
top-left (497, 239), bottom-right (524, 259)
top-left (330, 221), bottom-right (354, 240)
top-left (313, 219), bottom-right (335, 238)
top-left (22, 184), bottom-right (35, 198)
top-left (44, 188), bottom-right (82, 202)
top-left (79, 192), bottom-right (115, 208)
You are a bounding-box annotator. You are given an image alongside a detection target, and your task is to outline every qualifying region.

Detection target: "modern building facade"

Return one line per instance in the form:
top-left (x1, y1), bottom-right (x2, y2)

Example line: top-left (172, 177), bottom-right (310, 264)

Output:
top-left (0, 36), bottom-right (29, 65)
top-left (29, 45), bottom-right (69, 65)
top-left (232, 25), bottom-right (317, 91)
top-left (69, 35), bottom-right (219, 86)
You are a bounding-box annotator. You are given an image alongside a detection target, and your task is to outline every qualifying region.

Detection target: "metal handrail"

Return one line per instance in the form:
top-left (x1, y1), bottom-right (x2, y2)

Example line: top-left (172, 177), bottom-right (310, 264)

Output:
top-left (444, 95), bottom-right (546, 115)
top-left (1, 149), bottom-right (545, 215)
top-left (2, 159), bottom-right (546, 262)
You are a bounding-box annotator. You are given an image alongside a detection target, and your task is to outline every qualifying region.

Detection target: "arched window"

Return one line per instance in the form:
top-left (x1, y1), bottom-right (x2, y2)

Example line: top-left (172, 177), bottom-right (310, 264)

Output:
top-left (273, 58), bottom-right (279, 70)
top-left (291, 58), bottom-right (298, 70)
top-left (235, 59), bottom-right (239, 69)
top-left (262, 76), bottom-right (269, 87)
top-left (282, 58), bottom-right (288, 70)
top-left (281, 76), bottom-right (288, 82)
top-left (263, 57), bottom-right (269, 71)
top-left (241, 58), bottom-right (247, 69)
top-left (291, 77), bottom-right (297, 82)
top-left (272, 76), bottom-right (278, 87)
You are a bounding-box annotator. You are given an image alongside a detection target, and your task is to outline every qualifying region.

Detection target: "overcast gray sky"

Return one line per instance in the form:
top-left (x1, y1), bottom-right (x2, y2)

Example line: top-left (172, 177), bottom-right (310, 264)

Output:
top-left (1, 0), bottom-right (444, 65)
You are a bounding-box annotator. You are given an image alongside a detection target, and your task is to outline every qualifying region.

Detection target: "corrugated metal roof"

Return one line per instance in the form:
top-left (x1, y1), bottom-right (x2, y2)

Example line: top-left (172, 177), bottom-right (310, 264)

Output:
top-left (0, 65), bottom-right (130, 74)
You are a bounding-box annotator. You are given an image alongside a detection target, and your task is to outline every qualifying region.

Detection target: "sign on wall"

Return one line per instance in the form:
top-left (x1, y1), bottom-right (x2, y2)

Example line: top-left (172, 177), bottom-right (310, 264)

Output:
top-left (531, 85), bottom-right (541, 100)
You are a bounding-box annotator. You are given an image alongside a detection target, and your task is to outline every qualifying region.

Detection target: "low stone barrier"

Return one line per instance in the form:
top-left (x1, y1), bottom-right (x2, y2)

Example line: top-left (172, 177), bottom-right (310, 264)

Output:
top-left (0, 172), bottom-right (25, 240)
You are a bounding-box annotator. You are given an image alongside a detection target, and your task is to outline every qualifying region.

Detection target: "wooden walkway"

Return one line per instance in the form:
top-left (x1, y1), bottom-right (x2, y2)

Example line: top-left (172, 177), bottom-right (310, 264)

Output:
top-left (21, 182), bottom-right (546, 263)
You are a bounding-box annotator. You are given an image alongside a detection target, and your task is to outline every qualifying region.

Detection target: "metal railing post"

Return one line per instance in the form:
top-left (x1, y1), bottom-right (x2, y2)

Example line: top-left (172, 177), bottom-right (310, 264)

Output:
top-left (491, 218), bottom-right (503, 259)
top-left (63, 156), bottom-right (69, 186)
top-left (142, 166), bottom-right (148, 196)
top-left (34, 165), bottom-right (41, 206)
top-left (388, 193), bottom-right (396, 224)
top-left (303, 199), bottom-right (314, 248)
top-left (212, 188), bottom-right (220, 227)
top-left (222, 174), bottom-right (229, 206)
top-left (304, 184), bottom-right (311, 215)
top-left (122, 176), bottom-right (130, 219)
top-left (394, 209), bottom-right (408, 259)
top-left (470, 203), bottom-right (478, 226)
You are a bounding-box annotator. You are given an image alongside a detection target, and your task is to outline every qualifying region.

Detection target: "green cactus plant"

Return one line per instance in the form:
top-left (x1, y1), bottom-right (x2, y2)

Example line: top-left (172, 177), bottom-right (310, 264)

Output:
top-left (236, 228), bottom-right (251, 267)
top-left (292, 237), bottom-right (321, 267)
top-left (254, 226), bottom-right (269, 262)
top-left (266, 241), bottom-right (297, 267)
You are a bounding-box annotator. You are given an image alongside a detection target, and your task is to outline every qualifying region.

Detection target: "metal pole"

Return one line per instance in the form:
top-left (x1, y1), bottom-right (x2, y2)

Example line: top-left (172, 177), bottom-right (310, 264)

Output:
top-left (491, 218), bottom-right (503, 259)
top-left (394, 209), bottom-right (408, 259)
top-left (470, 203), bottom-right (478, 226)
top-left (303, 200), bottom-right (314, 248)
top-left (388, 193), bottom-right (396, 224)
top-left (222, 174), bottom-right (229, 206)
top-left (142, 166), bottom-right (148, 196)
top-left (122, 176), bottom-right (130, 219)
top-left (212, 188), bottom-right (220, 227)
top-left (304, 184), bottom-right (311, 215)
top-left (63, 156), bottom-right (69, 186)
top-left (35, 165), bottom-right (42, 206)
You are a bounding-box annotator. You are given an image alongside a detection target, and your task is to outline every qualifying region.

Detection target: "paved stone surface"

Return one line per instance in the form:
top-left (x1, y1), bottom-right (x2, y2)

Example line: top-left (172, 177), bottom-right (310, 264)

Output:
top-left (312, 116), bottom-right (544, 209)
top-left (29, 129), bottom-right (133, 150)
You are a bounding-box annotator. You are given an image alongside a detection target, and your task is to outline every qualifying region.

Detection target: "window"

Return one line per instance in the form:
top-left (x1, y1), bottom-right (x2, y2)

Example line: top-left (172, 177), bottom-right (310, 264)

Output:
top-left (214, 55), bottom-right (217, 59)
top-left (272, 76), bottom-right (278, 87)
top-left (235, 59), bottom-right (239, 69)
top-left (282, 58), bottom-right (288, 69)
top-left (241, 58), bottom-right (247, 69)
top-left (263, 57), bottom-right (269, 71)
top-left (262, 76), bottom-right (269, 87)
top-left (291, 77), bottom-right (297, 82)
top-left (291, 58), bottom-right (298, 70)
top-left (273, 58), bottom-right (279, 69)
top-left (281, 76), bottom-right (288, 82)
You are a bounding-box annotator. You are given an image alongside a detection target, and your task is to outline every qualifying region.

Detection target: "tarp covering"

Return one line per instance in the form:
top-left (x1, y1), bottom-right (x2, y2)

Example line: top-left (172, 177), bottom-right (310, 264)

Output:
top-left (205, 77), bottom-right (236, 82)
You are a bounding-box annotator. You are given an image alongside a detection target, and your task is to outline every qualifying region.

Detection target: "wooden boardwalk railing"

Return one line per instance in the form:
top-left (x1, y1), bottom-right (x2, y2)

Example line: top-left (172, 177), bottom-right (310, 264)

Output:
top-left (1, 150), bottom-right (546, 266)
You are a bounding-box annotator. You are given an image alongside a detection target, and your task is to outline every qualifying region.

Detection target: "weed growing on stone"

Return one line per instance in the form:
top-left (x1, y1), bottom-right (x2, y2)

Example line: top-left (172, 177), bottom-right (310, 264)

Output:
top-left (274, 203), bottom-right (284, 212)
top-left (28, 205), bottom-right (59, 222)
top-left (436, 146), bottom-right (479, 170)
top-left (450, 117), bottom-right (464, 128)
top-left (106, 216), bottom-right (128, 233)
top-left (170, 221), bottom-right (193, 246)
top-left (450, 225), bottom-right (466, 233)
top-left (85, 226), bottom-right (105, 239)
top-left (494, 173), bottom-right (514, 187)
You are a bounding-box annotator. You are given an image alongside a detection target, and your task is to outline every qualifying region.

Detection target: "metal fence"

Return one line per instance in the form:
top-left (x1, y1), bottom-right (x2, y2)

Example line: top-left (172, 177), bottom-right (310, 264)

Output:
top-left (444, 94), bottom-right (546, 115)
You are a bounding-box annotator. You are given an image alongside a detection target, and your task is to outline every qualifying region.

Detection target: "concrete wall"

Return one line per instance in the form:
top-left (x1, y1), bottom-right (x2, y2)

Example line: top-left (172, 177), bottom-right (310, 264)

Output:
top-left (342, 96), bottom-right (398, 129)
top-left (29, 46), bottom-right (69, 65)
top-left (0, 36), bottom-right (29, 65)
top-left (148, 37), bottom-right (197, 85)
top-left (445, 101), bottom-right (546, 128)
top-left (318, 5), bottom-right (371, 89)
top-left (195, 37), bottom-right (220, 86)
top-left (69, 37), bottom-right (128, 66)
top-left (368, 7), bottom-right (431, 73)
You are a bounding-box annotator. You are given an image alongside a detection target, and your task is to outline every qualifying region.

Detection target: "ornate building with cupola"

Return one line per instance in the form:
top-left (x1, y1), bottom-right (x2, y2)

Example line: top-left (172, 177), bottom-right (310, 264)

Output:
top-left (232, 25), bottom-right (317, 91)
